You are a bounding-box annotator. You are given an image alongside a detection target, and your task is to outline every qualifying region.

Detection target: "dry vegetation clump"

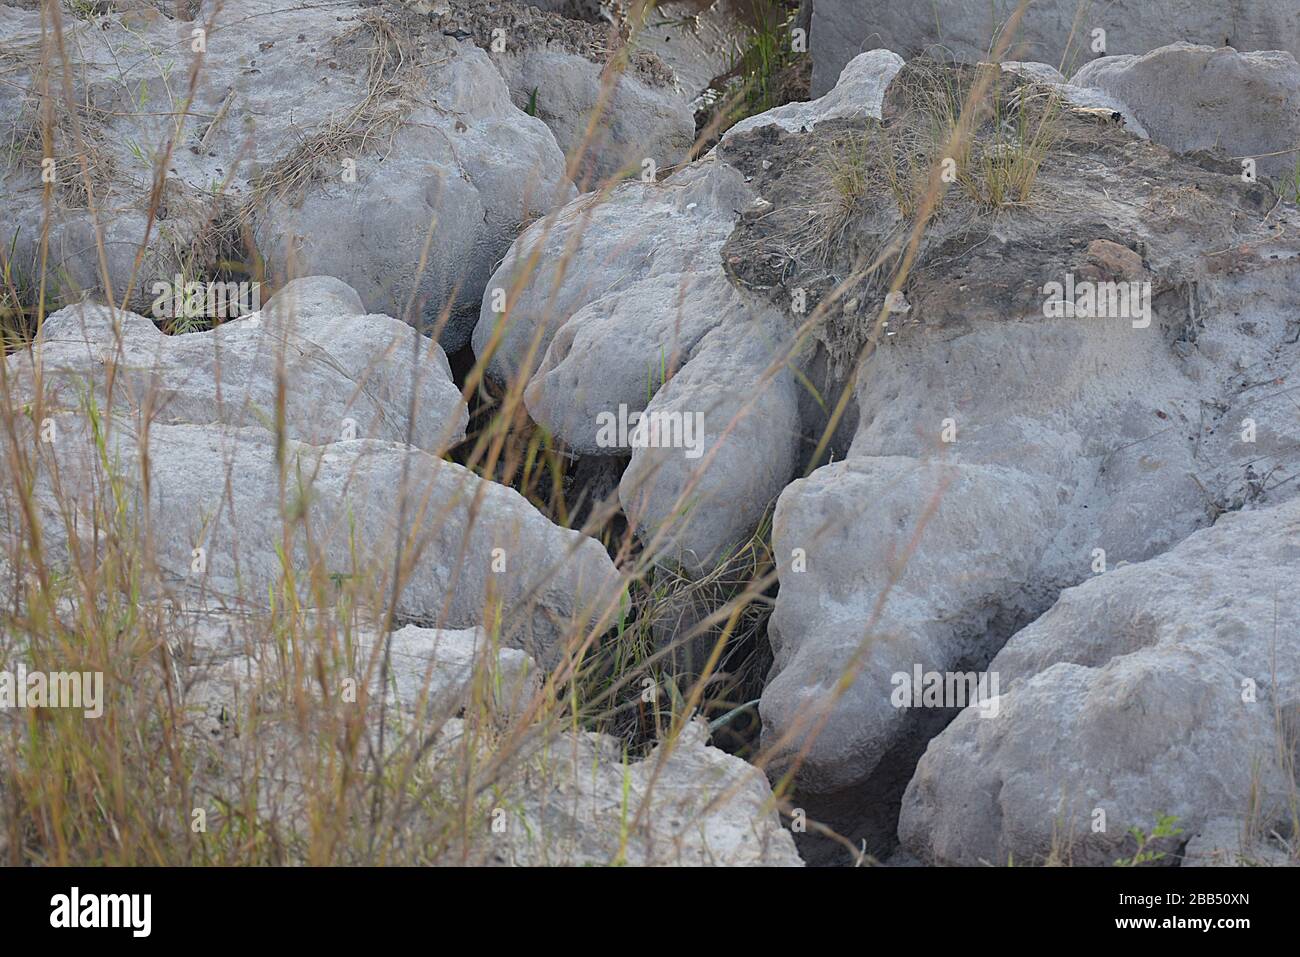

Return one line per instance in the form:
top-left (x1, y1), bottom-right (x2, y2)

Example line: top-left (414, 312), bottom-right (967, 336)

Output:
top-left (718, 58), bottom-right (1076, 378)
top-left (247, 12), bottom-right (415, 210)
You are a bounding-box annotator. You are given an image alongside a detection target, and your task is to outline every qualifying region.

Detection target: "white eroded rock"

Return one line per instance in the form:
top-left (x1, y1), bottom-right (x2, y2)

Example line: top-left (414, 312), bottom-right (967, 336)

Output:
top-left (8, 277), bottom-right (467, 450)
top-left (726, 49), bottom-right (904, 139)
top-left (447, 0), bottom-right (696, 186)
top-left (1071, 43), bottom-right (1300, 180)
top-left (474, 154), bottom-right (803, 573)
top-left (455, 718), bottom-right (804, 865)
top-left (472, 51), bottom-right (921, 573)
top-left (809, 0), bottom-right (1300, 95)
top-left (749, 60), bottom-right (1300, 859)
top-left (0, 0), bottom-right (575, 352)
top-left (185, 613), bottom-right (802, 864)
top-left (898, 499), bottom-right (1300, 866)
top-left (20, 415), bottom-right (619, 665)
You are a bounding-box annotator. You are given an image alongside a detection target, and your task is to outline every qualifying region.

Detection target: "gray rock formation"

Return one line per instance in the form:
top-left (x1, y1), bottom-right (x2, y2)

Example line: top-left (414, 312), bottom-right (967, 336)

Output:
top-left (357, 623), bottom-right (539, 719)
top-left (182, 611), bottom-right (802, 865)
top-left (472, 50), bottom-right (925, 574)
top-left (740, 59), bottom-right (1300, 862)
top-left (432, 1), bottom-right (695, 186)
top-left (207, 50), bottom-right (1300, 869)
top-left (190, 616), bottom-right (539, 728)
top-left (725, 49), bottom-right (904, 139)
top-left (1182, 818), bottom-right (1296, 867)
top-left (175, 605), bottom-right (800, 868)
top-left (898, 499), bottom-right (1300, 866)
top-left (447, 717), bottom-right (804, 865)
top-left (809, 0), bottom-right (1300, 96)
top-left (0, 0), bottom-right (575, 352)
top-left (1072, 43), bottom-right (1300, 181)
top-left (631, 0), bottom-right (751, 105)
top-left (14, 408), bottom-right (619, 665)
top-left (1001, 62), bottom-right (1148, 137)
top-left (473, 152), bottom-right (803, 574)
top-left (7, 276), bottom-right (468, 450)
top-left (10, 0), bottom-right (1300, 869)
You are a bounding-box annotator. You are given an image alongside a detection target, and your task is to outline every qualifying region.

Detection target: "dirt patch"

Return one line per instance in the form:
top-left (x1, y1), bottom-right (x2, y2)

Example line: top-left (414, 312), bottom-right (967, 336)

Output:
top-left (414, 0), bottom-right (677, 88)
top-left (718, 58), bottom-right (1288, 380)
